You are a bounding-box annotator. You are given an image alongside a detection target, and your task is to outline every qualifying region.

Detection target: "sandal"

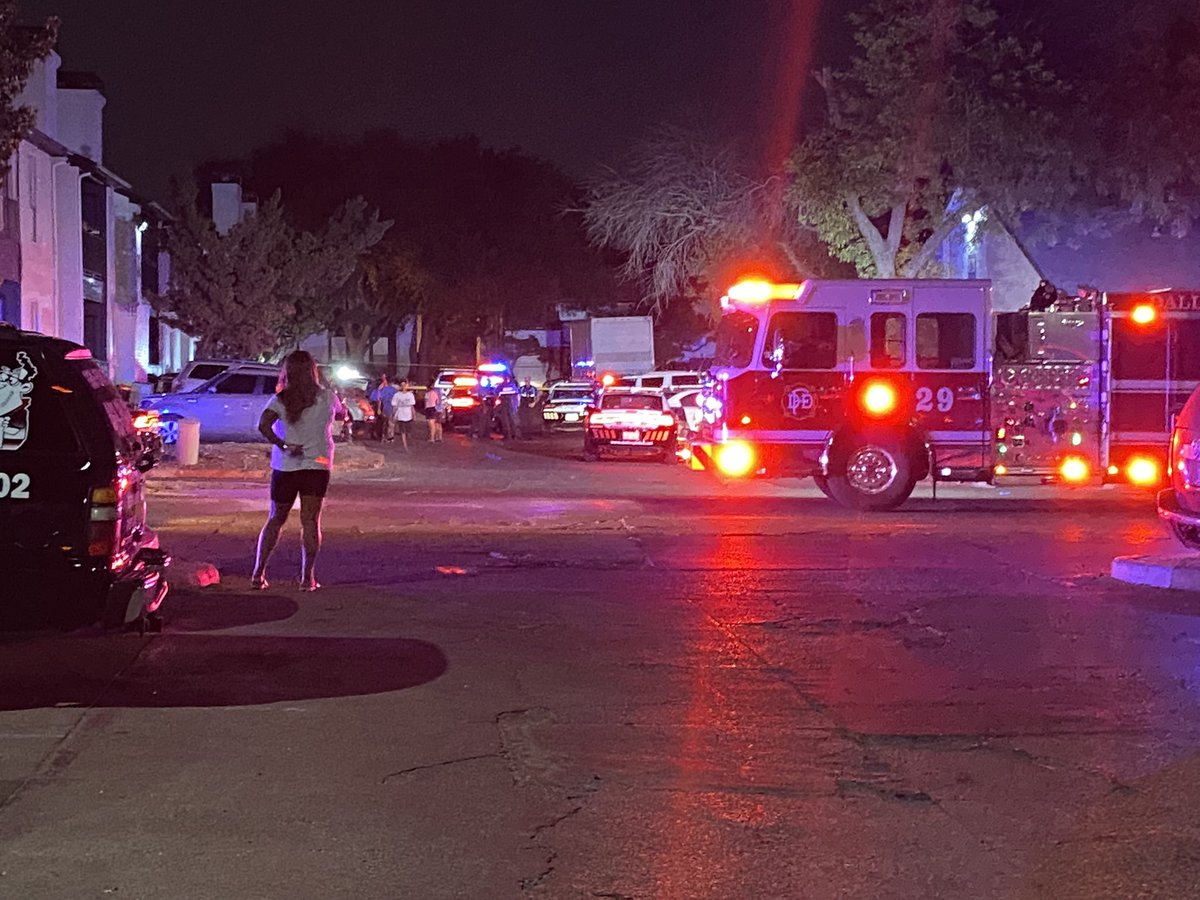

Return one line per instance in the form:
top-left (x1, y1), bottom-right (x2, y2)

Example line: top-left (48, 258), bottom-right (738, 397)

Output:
top-left (250, 574), bottom-right (269, 590)
top-left (298, 579), bottom-right (321, 592)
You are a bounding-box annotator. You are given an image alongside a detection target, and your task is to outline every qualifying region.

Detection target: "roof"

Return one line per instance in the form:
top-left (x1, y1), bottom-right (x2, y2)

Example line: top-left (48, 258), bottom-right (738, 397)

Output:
top-left (57, 71), bottom-right (106, 94)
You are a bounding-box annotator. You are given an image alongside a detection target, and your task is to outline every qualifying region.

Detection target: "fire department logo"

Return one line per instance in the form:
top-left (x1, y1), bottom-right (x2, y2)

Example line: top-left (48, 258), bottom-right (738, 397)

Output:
top-left (0, 351), bottom-right (36, 452)
top-left (783, 385), bottom-right (815, 420)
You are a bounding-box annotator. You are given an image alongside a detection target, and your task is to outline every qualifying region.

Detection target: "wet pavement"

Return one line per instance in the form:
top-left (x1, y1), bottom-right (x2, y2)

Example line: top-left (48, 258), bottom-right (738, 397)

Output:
top-left (2, 433), bottom-right (1199, 898)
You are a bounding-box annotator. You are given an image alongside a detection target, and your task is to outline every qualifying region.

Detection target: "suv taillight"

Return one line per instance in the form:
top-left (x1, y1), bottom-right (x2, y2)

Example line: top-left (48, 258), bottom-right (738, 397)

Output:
top-left (87, 478), bottom-right (127, 569)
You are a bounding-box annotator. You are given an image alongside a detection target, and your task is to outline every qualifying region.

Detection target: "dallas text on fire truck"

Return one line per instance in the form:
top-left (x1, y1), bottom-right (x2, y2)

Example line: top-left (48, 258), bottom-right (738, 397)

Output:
top-left (686, 279), bottom-right (1198, 511)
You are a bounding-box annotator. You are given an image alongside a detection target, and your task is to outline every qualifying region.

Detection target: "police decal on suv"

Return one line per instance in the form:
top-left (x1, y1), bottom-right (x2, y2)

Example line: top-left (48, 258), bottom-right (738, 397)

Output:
top-left (0, 350), bottom-right (37, 452)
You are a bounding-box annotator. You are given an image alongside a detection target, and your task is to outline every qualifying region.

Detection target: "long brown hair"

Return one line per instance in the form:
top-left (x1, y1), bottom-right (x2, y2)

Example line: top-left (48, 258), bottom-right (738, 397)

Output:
top-left (276, 351), bottom-right (322, 423)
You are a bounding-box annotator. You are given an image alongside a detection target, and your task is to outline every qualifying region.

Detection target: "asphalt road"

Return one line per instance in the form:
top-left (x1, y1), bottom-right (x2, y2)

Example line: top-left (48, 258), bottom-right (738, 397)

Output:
top-left (2, 433), bottom-right (1198, 899)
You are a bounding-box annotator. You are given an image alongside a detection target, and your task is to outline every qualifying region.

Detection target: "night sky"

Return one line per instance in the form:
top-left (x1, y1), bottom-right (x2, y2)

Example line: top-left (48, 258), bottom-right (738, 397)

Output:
top-left (21, 0), bottom-right (1148, 202)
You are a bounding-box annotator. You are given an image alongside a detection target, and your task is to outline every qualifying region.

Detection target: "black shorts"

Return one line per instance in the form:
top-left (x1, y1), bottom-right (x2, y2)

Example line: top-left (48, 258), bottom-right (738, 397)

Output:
top-left (395, 418), bottom-right (413, 435)
top-left (422, 407), bottom-right (438, 420)
top-left (270, 469), bottom-right (331, 506)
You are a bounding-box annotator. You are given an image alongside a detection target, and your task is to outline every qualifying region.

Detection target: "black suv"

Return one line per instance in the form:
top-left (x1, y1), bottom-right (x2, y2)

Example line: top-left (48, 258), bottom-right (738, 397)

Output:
top-left (0, 327), bottom-right (169, 629)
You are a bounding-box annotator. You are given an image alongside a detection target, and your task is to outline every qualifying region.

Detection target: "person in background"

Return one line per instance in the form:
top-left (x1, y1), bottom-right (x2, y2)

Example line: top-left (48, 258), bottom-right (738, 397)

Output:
top-left (251, 350), bottom-right (344, 592)
top-left (370, 375), bottom-right (398, 442)
top-left (423, 381), bottom-right (444, 443)
top-left (519, 377), bottom-right (540, 438)
top-left (391, 378), bottom-right (417, 450)
top-left (497, 379), bottom-right (520, 440)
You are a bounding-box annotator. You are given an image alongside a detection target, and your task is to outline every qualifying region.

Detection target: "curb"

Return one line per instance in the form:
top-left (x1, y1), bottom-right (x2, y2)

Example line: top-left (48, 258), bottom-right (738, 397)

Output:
top-left (1111, 554), bottom-right (1200, 591)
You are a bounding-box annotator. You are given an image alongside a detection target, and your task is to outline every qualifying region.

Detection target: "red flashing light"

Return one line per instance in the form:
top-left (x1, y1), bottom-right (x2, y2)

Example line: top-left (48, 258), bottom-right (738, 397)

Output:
top-left (724, 279), bottom-right (802, 304)
top-left (860, 380), bottom-right (898, 417)
top-left (1130, 303), bottom-right (1158, 326)
top-left (600, 373), bottom-right (616, 387)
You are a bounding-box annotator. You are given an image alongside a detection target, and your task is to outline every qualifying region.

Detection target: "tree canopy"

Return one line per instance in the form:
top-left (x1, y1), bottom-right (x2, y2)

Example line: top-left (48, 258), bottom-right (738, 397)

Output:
top-left (153, 185), bottom-right (389, 359)
top-left (0, 3), bottom-right (56, 176)
top-left (788, 0), bottom-right (1072, 277)
top-left (199, 132), bottom-right (621, 368)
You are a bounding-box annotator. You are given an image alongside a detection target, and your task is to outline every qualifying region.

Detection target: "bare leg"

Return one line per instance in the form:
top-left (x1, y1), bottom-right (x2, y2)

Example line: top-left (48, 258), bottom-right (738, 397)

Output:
top-left (435, 419), bottom-right (443, 442)
top-left (427, 416), bottom-right (436, 442)
top-left (400, 426), bottom-right (409, 450)
top-left (299, 494), bottom-right (324, 589)
top-left (252, 501), bottom-right (291, 585)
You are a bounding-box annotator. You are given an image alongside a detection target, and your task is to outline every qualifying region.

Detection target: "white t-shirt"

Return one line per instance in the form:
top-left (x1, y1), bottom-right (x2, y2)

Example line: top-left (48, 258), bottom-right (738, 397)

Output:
top-left (265, 389), bottom-right (340, 472)
top-left (391, 390), bottom-right (416, 422)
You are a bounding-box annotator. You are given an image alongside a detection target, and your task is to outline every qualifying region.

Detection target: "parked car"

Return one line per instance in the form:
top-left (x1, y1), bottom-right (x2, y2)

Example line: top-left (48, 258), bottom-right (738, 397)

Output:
top-left (172, 358), bottom-right (263, 393)
top-left (666, 387), bottom-right (704, 438)
top-left (1, 325), bottom-right (169, 630)
top-left (140, 363), bottom-right (280, 443)
top-left (1159, 384), bottom-right (1200, 550)
top-left (583, 387), bottom-right (677, 463)
top-left (444, 382), bottom-right (482, 431)
top-left (614, 370), bottom-right (704, 396)
top-left (435, 369), bottom-right (475, 395)
top-left (542, 381), bottom-right (595, 429)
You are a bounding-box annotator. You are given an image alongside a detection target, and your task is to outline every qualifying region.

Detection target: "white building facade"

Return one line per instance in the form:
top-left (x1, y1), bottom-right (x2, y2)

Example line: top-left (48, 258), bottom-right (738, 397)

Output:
top-left (0, 51), bottom-right (189, 396)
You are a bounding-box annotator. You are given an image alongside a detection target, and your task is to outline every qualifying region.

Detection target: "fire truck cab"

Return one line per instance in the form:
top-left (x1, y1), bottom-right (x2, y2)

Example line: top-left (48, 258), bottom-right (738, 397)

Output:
top-left (689, 278), bottom-right (1196, 511)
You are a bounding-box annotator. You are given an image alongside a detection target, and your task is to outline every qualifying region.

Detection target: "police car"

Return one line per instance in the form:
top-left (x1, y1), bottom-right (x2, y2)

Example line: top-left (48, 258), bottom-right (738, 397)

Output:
top-left (0, 325), bottom-right (169, 630)
top-left (542, 381), bottom-right (596, 429)
top-left (583, 387), bottom-right (678, 462)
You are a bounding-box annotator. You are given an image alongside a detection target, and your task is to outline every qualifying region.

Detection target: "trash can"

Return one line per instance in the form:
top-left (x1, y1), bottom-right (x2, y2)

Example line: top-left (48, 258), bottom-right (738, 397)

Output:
top-left (177, 418), bottom-right (201, 466)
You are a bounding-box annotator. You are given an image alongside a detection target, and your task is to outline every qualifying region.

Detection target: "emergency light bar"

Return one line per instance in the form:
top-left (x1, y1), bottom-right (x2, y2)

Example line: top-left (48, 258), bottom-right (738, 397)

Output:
top-left (477, 362), bottom-right (509, 373)
top-left (722, 279), bottom-right (803, 306)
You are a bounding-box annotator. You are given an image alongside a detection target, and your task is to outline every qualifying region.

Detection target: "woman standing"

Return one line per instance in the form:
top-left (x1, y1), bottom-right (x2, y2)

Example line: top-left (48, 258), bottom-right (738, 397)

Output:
top-left (252, 351), bottom-right (344, 591)
top-left (423, 381), bottom-right (444, 443)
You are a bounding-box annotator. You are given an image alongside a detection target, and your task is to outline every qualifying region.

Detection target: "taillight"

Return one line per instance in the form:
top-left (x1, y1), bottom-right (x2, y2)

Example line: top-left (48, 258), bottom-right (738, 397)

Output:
top-left (1125, 455), bottom-right (1160, 487)
top-left (1059, 456), bottom-right (1090, 483)
top-left (715, 441), bottom-right (755, 477)
top-left (87, 479), bottom-right (127, 568)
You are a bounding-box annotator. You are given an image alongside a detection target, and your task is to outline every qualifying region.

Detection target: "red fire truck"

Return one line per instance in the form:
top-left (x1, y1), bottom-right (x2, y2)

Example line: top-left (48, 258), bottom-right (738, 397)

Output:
top-left (686, 278), bottom-right (1200, 510)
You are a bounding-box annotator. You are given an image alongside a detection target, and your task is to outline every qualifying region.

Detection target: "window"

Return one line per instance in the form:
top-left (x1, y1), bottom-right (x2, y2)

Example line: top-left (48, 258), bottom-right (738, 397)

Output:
top-left (762, 312), bottom-right (838, 370)
top-left (187, 364), bottom-right (226, 381)
top-left (214, 373), bottom-right (258, 394)
top-left (870, 313), bottom-right (906, 368)
top-left (255, 376), bottom-right (277, 394)
top-left (916, 313), bottom-right (975, 369)
top-left (714, 311), bottom-right (758, 368)
top-left (148, 316), bottom-right (161, 367)
top-left (672, 375), bottom-right (700, 387)
top-left (601, 393), bottom-right (662, 410)
top-left (640, 376), bottom-right (664, 388)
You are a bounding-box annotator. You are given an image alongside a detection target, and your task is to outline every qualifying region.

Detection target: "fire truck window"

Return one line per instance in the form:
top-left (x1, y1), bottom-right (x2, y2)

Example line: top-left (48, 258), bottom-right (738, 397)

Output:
top-left (916, 313), bottom-right (976, 369)
top-left (714, 311), bottom-right (758, 368)
top-left (640, 376), bottom-right (664, 388)
top-left (762, 313), bottom-right (838, 370)
top-left (870, 313), bottom-right (906, 368)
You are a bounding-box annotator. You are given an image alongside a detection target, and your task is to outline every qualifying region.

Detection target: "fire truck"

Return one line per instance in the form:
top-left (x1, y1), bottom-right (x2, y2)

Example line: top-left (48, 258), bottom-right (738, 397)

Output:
top-left (686, 278), bottom-right (1200, 510)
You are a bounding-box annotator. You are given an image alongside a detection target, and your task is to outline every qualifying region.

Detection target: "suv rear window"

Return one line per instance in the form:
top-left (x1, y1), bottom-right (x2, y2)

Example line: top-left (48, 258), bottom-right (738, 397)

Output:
top-left (187, 364), bottom-right (226, 381)
top-left (78, 361), bottom-right (138, 457)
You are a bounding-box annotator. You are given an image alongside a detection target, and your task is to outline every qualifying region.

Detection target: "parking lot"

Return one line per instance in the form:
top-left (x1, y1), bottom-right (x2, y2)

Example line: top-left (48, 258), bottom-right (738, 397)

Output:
top-left (2, 432), bottom-right (1197, 899)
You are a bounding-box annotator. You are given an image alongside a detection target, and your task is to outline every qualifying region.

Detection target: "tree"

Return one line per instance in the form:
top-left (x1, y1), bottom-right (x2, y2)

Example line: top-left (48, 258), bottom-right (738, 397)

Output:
top-left (1080, 6), bottom-right (1200, 238)
top-left (579, 127), bottom-right (826, 313)
top-left (211, 131), bottom-right (620, 370)
top-left (153, 186), bottom-right (388, 358)
top-left (0, 5), bottom-right (56, 177)
top-left (788, 0), bottom-right (1072, 277)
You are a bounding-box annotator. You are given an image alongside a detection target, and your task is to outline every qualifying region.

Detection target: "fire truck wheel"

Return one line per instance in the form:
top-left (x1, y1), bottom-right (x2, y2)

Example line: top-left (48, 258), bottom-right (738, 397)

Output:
top-left (1171, 520), bottom-right (1200, 551)
top-left (827, 436), bottom-right (916, 511)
